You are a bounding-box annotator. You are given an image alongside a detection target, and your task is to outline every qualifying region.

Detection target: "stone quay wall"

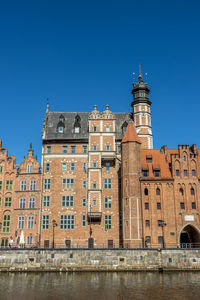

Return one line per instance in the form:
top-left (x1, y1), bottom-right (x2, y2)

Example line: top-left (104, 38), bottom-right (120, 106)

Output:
top-left (0, 249), bottom-right (200, 272)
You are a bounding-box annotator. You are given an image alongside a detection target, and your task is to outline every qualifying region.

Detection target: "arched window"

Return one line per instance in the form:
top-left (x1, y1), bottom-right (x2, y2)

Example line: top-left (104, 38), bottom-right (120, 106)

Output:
top-left (179, 188), bottom-right (184, 196)
top-left (144, 188), bottom-right (148, 196)
top-left (74, 115), bottom-right (81, 133)
top-left (191, 188), bottom-right (195, 196)
top-left (156, 188), bottom-right (160, 196)
top-left (59, 114), bottom-right (65, 123)
top-left (122, 121), bottom-right (128, 134)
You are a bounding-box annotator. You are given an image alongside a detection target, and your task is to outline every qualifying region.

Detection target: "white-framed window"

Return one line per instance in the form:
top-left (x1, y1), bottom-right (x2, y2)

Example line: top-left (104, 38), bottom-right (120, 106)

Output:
top-left (105, 196), bottom-right (112, 208)
top-left (70, 163), bottom-right (75, 171)
top-left (44, 179), bottom-right (51, 190)
top-left (93, 126), bottom-right (97, 132)
top-left (42, 215), bottom-right (49, 229)
top-left (74, 127), bottom-right (80, 133)
top-left (26, 235), bottom-right (33, 246)
top-left (62, 196), bottom-right (74, 207)
top-left (62, 163), bottom-right (67, 171)
top-left (19, 198), bottom-right (26, 209)
top-left (29, 198), bottom-right (35, 208)
top-left (62, 178), bottom-right (74, 189)
top-left (106, 126), bottom-right (110, 132)
top-left (30, 180), bottom-right (36, 191)
top-left (58, 126), bottom-right (64, 133)
top-left (106, 145), bottom-right (110, 151)
top-left (105, 215), bottom-right (112, 229)
top-left (27, 216), bottom-right (34, 229)
top-left (20, 181), bottom-right (27, 191)
top-left (93, 162), bottom-right (97, 168)
top-left (43, 196), bottom-right (50, 207)
top-left (18, 216), bottom-right (25, 229)
top-left (60, 215), bottom-right (75, 229)
top-left (104, 178), bottom-right (112, 189)
top-left (93, 145), bottom-right (97, 151)
top-left (26, 165), bottom-right (32, 173)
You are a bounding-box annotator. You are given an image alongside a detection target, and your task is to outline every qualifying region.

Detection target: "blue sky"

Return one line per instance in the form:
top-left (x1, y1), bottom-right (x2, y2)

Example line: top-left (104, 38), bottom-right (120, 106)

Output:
top-left (0, 0), bottom-right (200, 163)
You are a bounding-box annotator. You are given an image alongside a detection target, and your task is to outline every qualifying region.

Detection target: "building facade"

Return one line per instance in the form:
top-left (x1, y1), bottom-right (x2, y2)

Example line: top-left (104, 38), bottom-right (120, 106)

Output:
top-left (0, 72), bottom-right (200, 248)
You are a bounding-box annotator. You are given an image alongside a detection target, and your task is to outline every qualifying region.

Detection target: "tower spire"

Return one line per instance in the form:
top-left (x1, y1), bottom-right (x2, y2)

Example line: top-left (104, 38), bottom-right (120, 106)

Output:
top-left (138, 64), bottom-right (143, 83)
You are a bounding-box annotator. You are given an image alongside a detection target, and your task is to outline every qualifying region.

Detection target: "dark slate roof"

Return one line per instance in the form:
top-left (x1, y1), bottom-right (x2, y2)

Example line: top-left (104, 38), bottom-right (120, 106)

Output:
top-left (44, 112), bottom-right (131, 142)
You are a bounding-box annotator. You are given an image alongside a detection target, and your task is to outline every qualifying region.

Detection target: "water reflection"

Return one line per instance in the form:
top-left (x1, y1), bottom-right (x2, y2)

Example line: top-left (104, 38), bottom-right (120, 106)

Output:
top-left (0, 272), bottom-right (200, 300)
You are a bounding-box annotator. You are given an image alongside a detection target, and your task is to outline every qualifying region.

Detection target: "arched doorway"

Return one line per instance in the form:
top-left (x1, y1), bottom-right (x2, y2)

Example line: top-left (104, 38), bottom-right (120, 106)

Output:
top-left (180, 224), bottom-right (200, 248)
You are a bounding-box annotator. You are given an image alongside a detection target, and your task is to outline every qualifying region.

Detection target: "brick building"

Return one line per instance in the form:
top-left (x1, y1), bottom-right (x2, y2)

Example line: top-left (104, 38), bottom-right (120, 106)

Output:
top-left (0, 71), bottom-right (200, 249)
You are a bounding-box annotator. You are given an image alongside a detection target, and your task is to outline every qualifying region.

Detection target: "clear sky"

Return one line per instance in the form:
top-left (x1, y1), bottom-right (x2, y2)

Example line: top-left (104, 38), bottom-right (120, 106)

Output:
top-left (0, 0), bottom-right (200, 163)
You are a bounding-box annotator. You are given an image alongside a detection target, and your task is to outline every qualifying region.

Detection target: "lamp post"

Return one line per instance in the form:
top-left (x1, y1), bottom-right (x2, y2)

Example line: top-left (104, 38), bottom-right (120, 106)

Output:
top-left (160, 221), bottom-right (167, 248)
top-left (52, 220), bottom-right (57, 249)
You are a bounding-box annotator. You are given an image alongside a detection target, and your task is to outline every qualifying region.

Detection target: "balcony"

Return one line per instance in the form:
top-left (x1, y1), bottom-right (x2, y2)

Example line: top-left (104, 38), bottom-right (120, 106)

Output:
top-left (87, 212), bottom-right (102, 223)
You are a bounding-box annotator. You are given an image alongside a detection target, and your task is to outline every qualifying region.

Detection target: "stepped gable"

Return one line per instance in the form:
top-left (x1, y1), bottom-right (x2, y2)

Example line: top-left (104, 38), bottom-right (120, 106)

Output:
top-left (121, 122), bottom-right (141, 144)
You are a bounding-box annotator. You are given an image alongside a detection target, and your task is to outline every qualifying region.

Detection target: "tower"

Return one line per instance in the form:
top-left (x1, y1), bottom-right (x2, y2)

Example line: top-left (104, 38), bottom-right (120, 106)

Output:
top-left (131, 66), bottom-right (153, 149)
top-left (121, 122), bottom-right (143, 248)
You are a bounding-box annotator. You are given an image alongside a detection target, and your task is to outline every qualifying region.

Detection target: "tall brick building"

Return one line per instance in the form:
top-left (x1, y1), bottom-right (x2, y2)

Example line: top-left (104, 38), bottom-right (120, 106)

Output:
top-left (0, 71), bottom-right (200, 248)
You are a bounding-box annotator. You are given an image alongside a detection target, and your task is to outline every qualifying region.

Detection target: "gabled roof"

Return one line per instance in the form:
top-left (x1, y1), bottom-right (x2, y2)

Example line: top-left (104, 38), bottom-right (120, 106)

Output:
top-left (121, 122), bottom-right (141, 144)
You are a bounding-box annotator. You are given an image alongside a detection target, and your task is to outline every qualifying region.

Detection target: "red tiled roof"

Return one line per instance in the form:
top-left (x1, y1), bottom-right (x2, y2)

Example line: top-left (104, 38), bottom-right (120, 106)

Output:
top-left (121, 123), bottom-right (141, 144)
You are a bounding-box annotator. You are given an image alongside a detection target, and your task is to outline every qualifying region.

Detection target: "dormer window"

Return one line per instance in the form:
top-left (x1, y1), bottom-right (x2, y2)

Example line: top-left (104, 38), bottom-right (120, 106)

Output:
top-left (74, 114), bottom-right (81, 134)
top-left (122, 121), bottom-right (128, 134)
top-left (74, 127), bottom-right (80, 133)
top-left (58, 126), bottom-right (64, 133)
top-left (26, 165), bottom-right (32, 173)
top-left (59, 114), bottom-right (65, 123)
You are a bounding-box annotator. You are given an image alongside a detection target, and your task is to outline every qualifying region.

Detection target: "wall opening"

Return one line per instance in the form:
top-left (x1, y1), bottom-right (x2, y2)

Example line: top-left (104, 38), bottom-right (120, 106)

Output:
top-left (180, 225), bottom-right (200, 248)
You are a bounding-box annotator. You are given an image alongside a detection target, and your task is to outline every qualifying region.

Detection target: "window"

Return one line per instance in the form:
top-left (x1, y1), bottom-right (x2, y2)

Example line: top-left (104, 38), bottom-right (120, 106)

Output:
top-left (145, 220), bottom-right (150, 227)
top-left (192, 169), bottom-right (196, 176)
top-left (62, 178), bottom-right (74, 189)
top-left (5, 197), bottom-right (12, 207)
top-left (179, 188), bottom-right (184, 196)
top-left (83, 163), bottom-right (87, 172)
top-left (29, 198), bottom-right (35, 209)
top-left (142, 170), bottom-right (149, 177)
top-left (105, 215), bottom-right (112, 229)
top-left (62, 196), bottom-right (74, 207)
top-left (1, 238), bottom-right (8, 248)
top-left (93, 183), bottom-right (97, 189)
top-left (71, 146), bottom-right (76, 153)
top-left (145, 236), bottom-right (151, 244)
top-left (45, 163), bottom-right (50, 172)
top-left (93, 145), bottom-right (97, 151)
top-left (192, 202), bottom-right (196, 209)
top-left (82, 198), bottom-right (86, 207)
top-left (26, 165), bottom-right (32, 173)
top-left (27, 216), bottom-right (34, 229)
top-left (104, 178), bottom-right (112, 189)
top-left (122, 126), bottom-right (127, 134)
top-left (44, 179), bottom-right (51, 190)
top-left (105, 197), bottom-right (112, 209)
top-left (82, 215), bottom-right (86, 226)
top-left (47, 146), bottom-right (51, 154)
top-left (0, 166), bottom-right (3, 173)
top-left (42, 215), bottom-right (49, 229)
top-left (62, 163), bottom-right (67, 171)
top-left (191, 188), bottom-right (195, 195)
top-left (146, 157), bottom-right (152, 163)
top-left (83, 146), bottom-right (87, 154)
top-left (157, 202), bottom-right (161, 210)
top-left (106, 162), bottom-right (110, 171)
top-left (27, 235), bottom-right (33, 246)
top-left (106, 126), bottom-right (110, 132)
top-left (70, 163), bottom-right (75, 171)
top-left (180, 202), bottom-right (185, 209)
top-left (6, 180), bottom-right (13, 190)
top-left (19, 198), bottom-right (25, 209)
top-left (176, 169), bottom-right (180, 176)
top-left (158, 236), bottom-right (163, 244)
top-left (106, 145), bottom-right (110, 151)
top-left (93, 126), bottom-right (97, 132)
top-left (20, 180), bottom-right (27, 191)
top-left (93, 162), bottom-right (97, 168)
top-left (3, 215), bottom-right (10, 233)
top-left (43, 196), bottom-right (50, 207)
top-left (144, 188), bottom-right (148, 196)
top-left (0, 181), bottom-right (2, 190)
top-left (154, 170), bottom-right (160, 177)
top-left (60, 215), bottom-right (74, 229)
top-left (63, 146), bottom-right (67, 153)
top-left (18, 216), bottom-right (25, 229)
top-left (58, 126), bottom-right (64, 133)
top-left (117, 146), bottom-right (121, 154)
top-left (156, 188), bottom-right (160, 196)
top-left (184, 170), bottom-right (188, 176)
top-left (74, 127), bottom-right (80, 133)
top-left (145, 202), bottom-right (149, 210)
top-left (93, 199), bottom-right (97, 206)
top-left (158, 220), bottom-right (163, 227)
top-left (30, 180), bottom-right (36, 191)
top-left (184, 156), bottom-right (186, 161)
top-left (83, 181), bottom-right (86, 189)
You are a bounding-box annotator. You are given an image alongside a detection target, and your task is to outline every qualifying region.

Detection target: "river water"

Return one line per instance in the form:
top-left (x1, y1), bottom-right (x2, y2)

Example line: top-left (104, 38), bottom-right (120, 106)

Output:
top-left (0, 272), bottom-right (199, 300)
